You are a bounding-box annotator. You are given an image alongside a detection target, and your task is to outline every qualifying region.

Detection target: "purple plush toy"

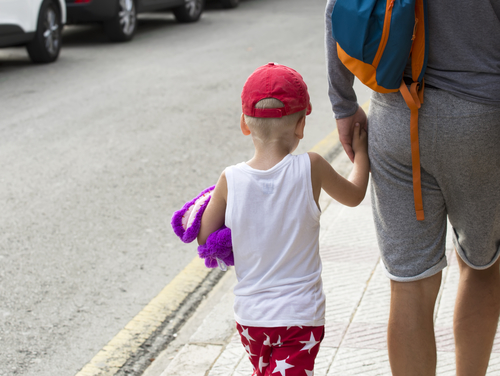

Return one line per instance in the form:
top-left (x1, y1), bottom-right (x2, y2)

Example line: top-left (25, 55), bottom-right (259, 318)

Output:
top-left (171, 186), bottom-right (234, 270)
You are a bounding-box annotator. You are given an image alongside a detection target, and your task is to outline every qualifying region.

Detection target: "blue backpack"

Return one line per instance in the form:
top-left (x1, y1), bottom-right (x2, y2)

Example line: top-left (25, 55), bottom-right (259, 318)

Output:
top-left (331, 0), bottom-right (429, 221)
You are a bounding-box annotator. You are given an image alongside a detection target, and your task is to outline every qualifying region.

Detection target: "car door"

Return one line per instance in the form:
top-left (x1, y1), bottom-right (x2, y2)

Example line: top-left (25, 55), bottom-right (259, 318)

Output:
top-left (0, 0), bottom-right (40, 33)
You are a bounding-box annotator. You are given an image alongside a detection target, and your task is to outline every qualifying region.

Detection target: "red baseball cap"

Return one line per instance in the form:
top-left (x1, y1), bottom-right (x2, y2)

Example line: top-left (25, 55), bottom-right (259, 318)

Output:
top-left (241, 62), bottom-right (312, 118)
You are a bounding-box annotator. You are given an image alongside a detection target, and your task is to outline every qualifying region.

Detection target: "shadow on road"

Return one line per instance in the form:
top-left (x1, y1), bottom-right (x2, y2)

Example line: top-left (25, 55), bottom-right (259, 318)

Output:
top-left (61, 24), bottom-right (109, 46)
top-left (0, 50), bottom-right (32, 69)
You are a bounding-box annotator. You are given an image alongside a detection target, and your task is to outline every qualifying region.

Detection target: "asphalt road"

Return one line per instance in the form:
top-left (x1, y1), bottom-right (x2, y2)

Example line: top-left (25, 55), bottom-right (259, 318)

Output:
top-left (0, 1), bottom-right (371, 375)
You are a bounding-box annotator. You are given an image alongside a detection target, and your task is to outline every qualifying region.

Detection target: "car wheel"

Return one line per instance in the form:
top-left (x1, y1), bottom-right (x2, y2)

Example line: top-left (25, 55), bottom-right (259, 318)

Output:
top-left (173, 0), bottom-right (205, 23)
top-left (26, 0), bottom-right (62, 63)
top-left (220, 0), bottom-right (239, 9)
top-left (104, 0), bottom-right (137, 42)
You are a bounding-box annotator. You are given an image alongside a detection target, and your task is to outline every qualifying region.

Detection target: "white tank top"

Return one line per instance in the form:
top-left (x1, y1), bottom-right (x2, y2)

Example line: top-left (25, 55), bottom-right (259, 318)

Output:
top-left (225, 153), bottom-right (325, 327)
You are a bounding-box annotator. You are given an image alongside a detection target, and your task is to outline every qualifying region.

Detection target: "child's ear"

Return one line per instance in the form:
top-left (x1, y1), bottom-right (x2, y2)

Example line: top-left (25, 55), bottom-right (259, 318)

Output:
top-left (295, 115), bottom-right (306, 140)
top-left (240, 114), bottom-right (251, 135)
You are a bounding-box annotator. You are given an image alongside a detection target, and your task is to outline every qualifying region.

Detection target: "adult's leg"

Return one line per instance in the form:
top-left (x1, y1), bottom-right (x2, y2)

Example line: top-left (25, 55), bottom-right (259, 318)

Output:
top-left (388, 271), bottom-right (442, 376)
top-left (430, 92), bottom-right (500, 375)
top-left (454, 254), bottom-right (500, 376)
top-left (368, 91), bottom-right (448, 375)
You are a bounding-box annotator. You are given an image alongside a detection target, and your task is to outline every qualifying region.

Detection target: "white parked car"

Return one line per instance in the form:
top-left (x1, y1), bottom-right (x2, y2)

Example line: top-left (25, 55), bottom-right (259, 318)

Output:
top-left (0, 0), bottom-right (66, 63)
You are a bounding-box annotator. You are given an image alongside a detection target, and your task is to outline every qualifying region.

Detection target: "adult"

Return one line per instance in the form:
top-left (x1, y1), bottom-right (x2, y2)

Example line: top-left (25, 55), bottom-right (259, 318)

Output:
top-left (325, 0), bottom-right (500, 375)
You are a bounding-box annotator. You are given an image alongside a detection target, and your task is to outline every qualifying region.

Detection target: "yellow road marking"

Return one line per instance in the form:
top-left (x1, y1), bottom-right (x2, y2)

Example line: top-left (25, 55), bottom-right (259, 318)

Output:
top-left (309, 128), bottom-right (340, 156)
top-left (75, 258), bottom-right (209, 376)
top-left (310, 100), bottom-right (370, 156)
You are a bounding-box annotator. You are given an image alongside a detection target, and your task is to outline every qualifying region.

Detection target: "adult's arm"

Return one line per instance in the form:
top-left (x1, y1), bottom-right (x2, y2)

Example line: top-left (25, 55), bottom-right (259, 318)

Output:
top-left (325, 0), bottom-right (368, 162)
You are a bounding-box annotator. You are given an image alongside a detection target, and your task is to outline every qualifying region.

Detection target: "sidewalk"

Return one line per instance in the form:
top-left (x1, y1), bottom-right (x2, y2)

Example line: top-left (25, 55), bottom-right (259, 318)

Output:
top-left (146, 152), bottom-right (500, 376)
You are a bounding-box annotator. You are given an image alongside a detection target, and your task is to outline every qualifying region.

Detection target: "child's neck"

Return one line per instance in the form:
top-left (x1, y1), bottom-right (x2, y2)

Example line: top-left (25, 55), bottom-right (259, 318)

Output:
top-left (246, 142), bottom-right (294, 171)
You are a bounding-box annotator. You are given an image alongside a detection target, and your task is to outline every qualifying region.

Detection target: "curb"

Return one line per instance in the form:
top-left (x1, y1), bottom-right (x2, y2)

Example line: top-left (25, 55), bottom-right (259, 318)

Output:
top-left (309, 129), bottom-right (341, 162)
top-left (75, 259), bottom-right (224, 376)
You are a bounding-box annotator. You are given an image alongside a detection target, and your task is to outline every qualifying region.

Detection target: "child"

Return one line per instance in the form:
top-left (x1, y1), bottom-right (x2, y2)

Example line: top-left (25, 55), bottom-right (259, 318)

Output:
top-left (198, 62), bottom-right (369, 375)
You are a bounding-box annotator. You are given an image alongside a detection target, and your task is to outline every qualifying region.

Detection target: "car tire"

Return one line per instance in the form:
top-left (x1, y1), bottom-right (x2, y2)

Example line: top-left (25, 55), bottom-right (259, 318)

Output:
top-left (220, 0), bottom-right (239, 9)
top-left (26, 0), bottom-right (62, 63)
top-left (104, 0), bottom-right (137, 42)
top-left (173, 0), bottom-right (205, 23)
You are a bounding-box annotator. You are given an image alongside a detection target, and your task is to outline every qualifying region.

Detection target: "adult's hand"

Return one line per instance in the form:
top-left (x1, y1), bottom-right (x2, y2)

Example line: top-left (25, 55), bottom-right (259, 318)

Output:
top-left (336, 105), bottom-right (368, 163)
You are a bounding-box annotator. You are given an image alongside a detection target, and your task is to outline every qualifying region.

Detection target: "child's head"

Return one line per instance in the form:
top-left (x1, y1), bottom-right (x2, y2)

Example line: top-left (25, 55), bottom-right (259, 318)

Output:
top-left (240, 63), bottom-right (312, 146)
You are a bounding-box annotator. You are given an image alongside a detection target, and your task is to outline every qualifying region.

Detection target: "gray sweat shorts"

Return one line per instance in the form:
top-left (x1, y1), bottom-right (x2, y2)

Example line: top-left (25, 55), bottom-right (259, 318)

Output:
top-left (369, 88), bottom-right (500, 282)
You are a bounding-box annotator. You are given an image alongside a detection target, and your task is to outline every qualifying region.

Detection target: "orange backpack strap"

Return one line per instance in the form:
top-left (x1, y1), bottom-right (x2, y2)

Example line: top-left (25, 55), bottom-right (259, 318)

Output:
top-left (331, 0), bottom-right (429, 220)
top-left (400, 81), bottom-right (425, 221)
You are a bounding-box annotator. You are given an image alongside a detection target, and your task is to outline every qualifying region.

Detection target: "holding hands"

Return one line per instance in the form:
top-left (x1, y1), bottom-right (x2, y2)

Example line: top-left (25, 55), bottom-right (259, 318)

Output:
top-left (351, 116), bottom-right (368, 160)
top-left (336, 105), bottom-right (368, 163)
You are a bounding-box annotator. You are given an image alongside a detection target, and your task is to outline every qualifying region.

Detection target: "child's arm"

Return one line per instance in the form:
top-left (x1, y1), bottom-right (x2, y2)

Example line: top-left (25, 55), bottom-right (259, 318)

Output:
top-left (309, 123), bottom-right (369, 207)
top-left (197, 171), bottom-right (228, 245)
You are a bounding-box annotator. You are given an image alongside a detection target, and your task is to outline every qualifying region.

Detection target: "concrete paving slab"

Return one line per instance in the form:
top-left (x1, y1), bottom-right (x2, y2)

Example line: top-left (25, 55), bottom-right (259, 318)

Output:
top-left (351, 264), bottom-right (390, 325)
top-left (207, 341), bottom-right (245, 376)
top-left (322, 262), bottom-right (376, 323)
top-left (189, 291), bottom-right (235, 345)
top-left (232, 355), bottom-right (254, 376)
top-left (314, 346), bottom-right (337, 376)
top-left (327, 347), bottom-right (391, 375)
top-left (342, 323), bottom-right (387, 351)
top-left (160, 344), bottom-right (223, 376)
top-left (436, 351), bottom-right (457, 375)
top-left (487, 353), bottom-right (500, 373)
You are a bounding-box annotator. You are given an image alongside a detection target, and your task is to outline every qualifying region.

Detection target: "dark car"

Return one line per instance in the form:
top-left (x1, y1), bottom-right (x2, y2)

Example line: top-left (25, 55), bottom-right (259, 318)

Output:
top-left (65, 0), bottom-right (205, 42)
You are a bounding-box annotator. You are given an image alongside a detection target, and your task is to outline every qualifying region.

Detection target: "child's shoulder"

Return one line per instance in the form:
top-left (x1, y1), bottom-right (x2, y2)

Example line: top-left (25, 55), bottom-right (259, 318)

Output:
top-left (307, 151), bottom-right (322, 161)
top-left (307, 151), bottom-right (329, 170)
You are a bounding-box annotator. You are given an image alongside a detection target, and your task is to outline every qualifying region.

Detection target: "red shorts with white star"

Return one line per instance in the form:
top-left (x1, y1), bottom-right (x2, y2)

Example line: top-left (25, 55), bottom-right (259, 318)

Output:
top-left (236, 323), bottom-right (325, 376)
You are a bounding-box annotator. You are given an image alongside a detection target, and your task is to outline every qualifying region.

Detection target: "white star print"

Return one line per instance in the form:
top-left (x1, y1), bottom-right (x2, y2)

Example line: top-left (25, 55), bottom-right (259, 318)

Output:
top-left (273, 356), bottom-right (294, 376)
top-left (241, 327), bottom-right (255, 342)
top-left (299, 332), bottom-right (320, 353)
top-left (272, 335), bottom-right (283, 347)
top-left (259, 356), bottom-right (269, 373)
top-left (263, 333), bottom-right (272, 346)
top-left (244, 344), bottom-right (256, 357)
top-left (286, 325), bottom-right (303, 330)
top-left (305, 370), bottom-right (314, 376)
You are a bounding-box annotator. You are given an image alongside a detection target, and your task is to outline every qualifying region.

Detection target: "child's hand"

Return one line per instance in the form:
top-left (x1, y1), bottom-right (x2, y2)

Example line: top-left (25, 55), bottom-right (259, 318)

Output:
top-left (352, 123), bottom-right (368, 157)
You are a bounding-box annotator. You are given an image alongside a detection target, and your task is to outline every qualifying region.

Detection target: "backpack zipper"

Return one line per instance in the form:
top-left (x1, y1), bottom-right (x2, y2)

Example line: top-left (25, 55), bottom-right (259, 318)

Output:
top-left (373, 0), bottom-right (394, 68)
